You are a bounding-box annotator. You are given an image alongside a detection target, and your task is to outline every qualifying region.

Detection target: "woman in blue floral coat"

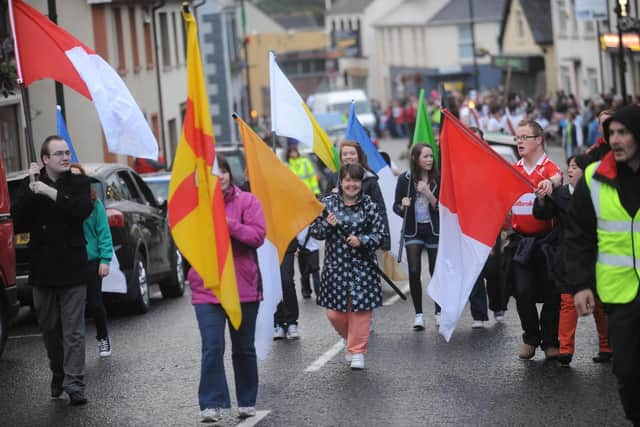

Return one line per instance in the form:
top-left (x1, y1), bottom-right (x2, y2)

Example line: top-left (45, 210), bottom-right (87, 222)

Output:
top-left (311, 163), bottom-right (389, 370)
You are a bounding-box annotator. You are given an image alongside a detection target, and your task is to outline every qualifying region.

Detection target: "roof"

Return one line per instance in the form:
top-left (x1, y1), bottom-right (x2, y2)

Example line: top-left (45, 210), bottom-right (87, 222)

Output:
top-left (375, 0), bottom-right (449, 27)
top-left (327, 0), bottom-right (374, 15)
top-left (272, 13), bottom-right (320, 30)
top-left (429, 0), bottom-right (507, 25)
top-left (499, 0), bottom-right (553, 47)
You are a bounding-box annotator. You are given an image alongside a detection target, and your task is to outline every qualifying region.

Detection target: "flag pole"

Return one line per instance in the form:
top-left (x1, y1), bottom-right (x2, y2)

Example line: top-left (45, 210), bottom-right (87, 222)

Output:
top-left (322, 209), bottom-right (406, 300)
top-left (8, 0), bottom-right (38, 164)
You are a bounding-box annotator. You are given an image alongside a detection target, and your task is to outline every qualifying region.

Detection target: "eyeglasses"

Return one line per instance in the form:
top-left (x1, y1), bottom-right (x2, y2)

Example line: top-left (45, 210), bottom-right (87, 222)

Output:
top-left (48, 150), bottom-right (71, 158)
top-left (514, 135), bottom-right (540, 142)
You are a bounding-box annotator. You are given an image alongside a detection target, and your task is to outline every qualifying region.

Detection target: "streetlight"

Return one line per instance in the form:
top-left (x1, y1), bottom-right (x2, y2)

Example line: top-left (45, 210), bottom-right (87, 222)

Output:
top-left (615, 0), bottom-right (629, 104)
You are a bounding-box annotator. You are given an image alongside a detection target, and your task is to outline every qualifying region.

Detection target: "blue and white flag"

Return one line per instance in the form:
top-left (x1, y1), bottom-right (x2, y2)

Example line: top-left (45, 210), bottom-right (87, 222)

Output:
top-left (345, 102), bottom-right (404, 267)
top-left (56, 105), bottom-right (79, 163)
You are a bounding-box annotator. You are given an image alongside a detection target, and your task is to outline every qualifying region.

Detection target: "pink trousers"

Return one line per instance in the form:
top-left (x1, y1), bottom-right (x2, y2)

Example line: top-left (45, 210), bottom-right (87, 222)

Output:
top-left (326, 308), bottom-right (372, 354)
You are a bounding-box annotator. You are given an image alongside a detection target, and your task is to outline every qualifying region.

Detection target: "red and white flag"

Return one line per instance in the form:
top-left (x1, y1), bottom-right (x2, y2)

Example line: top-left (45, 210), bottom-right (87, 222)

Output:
top-left (427, 110), bottom-right (533, 341)
top-left (9, 0), bottom-right (158, 159)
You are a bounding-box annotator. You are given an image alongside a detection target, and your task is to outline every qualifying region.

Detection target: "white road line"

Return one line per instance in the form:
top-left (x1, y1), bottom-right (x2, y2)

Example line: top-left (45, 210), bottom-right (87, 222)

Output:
top-left (8, 334), bottom-right (42, 340)
top-left (383, 283), bottom-right (410, 306)
top-left (304, 340), bottom-right (345, 372)
top-left (236, 410), bottom-right (270, 427)
top-left (304, 283), bottom-right (410, 373)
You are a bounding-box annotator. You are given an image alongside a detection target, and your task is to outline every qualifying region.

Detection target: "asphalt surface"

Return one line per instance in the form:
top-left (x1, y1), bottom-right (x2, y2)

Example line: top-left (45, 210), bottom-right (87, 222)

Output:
top-left (0, 138), bottom-right (630, 426)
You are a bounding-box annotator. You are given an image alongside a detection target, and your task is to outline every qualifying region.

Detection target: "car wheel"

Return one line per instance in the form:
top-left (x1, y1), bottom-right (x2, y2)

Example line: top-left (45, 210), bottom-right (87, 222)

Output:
top-left (131, 256), bottom-right (150, 314)
top-left (159, 248), bottom-right (186, 298)
top-left (0, 299), bottom-right (7, 358)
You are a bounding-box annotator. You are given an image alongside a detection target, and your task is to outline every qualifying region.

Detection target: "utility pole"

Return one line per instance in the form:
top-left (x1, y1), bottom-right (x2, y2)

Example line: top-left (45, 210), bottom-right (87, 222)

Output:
top-left (47, 0), bottom-right (66, 120)
top-left (468, 0), bottom-right (479, 91)
top-left (240, 0), bottom-right (254, 124)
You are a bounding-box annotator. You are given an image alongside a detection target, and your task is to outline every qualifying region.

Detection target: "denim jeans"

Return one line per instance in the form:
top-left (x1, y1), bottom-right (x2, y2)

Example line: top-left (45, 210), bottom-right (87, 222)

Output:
top-left (194, 302), bottom-right (259, 410)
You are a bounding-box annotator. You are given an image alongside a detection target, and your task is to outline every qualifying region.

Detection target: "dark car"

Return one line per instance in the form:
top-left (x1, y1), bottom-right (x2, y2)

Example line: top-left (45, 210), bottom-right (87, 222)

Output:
top-left (8, 163), bottom-right (186, 315)
top-left (0, 156), bottom-right (18, 358)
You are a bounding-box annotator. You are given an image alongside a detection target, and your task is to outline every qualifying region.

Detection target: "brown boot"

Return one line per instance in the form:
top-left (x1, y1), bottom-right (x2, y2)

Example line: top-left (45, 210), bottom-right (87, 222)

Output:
top-left (544, 347), bottom-right (560, 360)
top-left (518, 343), bottom-right (536, 359)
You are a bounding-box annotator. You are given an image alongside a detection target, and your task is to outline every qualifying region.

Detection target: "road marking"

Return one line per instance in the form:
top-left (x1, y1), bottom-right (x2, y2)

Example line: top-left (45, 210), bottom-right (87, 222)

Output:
top-left (383, 283), bottom-right (410, 306)
top-left (304, 283), bottom-right (410, 372)
top-left (236, 410), bottom-right (270, 427)
top-left (8, 334), bottom-right (42, 340)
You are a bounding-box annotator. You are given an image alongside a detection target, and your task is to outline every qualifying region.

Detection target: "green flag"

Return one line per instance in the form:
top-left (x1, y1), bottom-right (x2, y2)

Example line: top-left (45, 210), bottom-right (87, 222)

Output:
top-left (412, 88), bottom-right (439, 165)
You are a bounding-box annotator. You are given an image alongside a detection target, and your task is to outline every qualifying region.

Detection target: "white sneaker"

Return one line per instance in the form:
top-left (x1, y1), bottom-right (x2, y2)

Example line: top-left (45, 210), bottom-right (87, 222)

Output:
top-left (341, 339), bottom-right (352, 362)
top-left (273, 326), bottom-right (285, 340)
top-left (201, 408), bottom-right (222, 422)
top-left (286, 324), bottom-right (300, 340)
top-left (471, 320), bottom-right (485, 329)
top-left (350, 353), bottom-right (365, 370)
top-left (435, 313), bottom-right (441, 327)
top-left (413, 313), bottom-right (425, 330)
top-left (238, 406), bottom-right (256, 418)
top-left (494, 311), bottom-right (505, 322)
top-left (98, 337), bottom-right (112, 357)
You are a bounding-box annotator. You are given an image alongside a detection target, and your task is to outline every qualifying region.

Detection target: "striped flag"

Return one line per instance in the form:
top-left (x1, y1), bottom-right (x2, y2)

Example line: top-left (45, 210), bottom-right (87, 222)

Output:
top-left (168, 10), bottom-right (240, 328)
top-left (10, 0), bottom-right (158, 159)
top-left (235, 115), bottom-right (323, 359)
top-left (269, 51), bottom-right (340, 172)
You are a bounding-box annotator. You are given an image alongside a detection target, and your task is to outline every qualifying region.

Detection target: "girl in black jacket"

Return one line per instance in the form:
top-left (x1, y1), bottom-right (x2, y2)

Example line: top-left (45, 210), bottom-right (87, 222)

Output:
top-left (393, 143), bottom-right (440, 330)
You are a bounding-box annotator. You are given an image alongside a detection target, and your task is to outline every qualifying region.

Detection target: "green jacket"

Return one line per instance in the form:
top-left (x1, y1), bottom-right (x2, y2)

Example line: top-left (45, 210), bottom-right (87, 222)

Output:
top-left (84, 199), bottom-right (113, 264)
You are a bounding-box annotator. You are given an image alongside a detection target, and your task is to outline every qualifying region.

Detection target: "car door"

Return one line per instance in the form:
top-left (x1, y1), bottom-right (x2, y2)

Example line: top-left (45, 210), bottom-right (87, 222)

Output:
top-left (121, 170), bottom-right (170, 276)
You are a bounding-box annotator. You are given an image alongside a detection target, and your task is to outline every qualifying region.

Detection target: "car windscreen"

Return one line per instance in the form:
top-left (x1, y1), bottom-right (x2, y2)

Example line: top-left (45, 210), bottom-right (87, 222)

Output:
top-left (145, 180), bottom-right (169, 202)
top-left (331, 101), bottom-right (371, 115)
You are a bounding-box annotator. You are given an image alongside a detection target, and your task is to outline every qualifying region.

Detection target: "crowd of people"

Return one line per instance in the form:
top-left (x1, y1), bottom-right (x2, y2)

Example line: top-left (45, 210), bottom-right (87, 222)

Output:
top-left (9, 90), bottom-right (639, 425)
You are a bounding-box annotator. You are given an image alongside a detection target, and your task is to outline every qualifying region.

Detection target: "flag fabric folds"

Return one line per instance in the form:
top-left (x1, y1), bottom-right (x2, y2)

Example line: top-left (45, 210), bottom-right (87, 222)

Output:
top-left (269, 51), bottom-right (340, 172)
top-left (168, 10), bottom-right (241, 329)
top-left (344, 103), bottom-right (403, 265)
top-left (412, 88), bottom-right (439, 165)
top-left (56, 106), bottom-right (78, 163)
top-left (235, 115), bottom-right (323, 359)
top-left (427, 110), bottom-right (533, 341)
top-left (10, 0), bottom-right (158, 159)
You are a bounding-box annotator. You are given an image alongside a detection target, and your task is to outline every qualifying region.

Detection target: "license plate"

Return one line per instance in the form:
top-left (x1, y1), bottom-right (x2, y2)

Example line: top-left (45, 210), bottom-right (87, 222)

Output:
top-left (16, 233), bottom-right (30, 245)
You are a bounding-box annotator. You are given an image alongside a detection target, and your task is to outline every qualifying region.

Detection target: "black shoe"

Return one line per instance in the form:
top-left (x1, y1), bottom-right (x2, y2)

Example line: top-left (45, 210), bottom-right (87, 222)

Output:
top-left (592, 351), bottom-right (612, 363)
top-left (301, 292), bottom-right (311, 299)
top-left (51, 375), bottom-right (64, 398)
top-left (558, 354), bottom-right (572, 367)
top-left (68, 391), bottom-right (88, 406)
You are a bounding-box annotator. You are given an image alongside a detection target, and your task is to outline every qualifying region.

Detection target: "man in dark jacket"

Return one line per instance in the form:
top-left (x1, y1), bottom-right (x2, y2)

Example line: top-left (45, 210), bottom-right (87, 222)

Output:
top-left (566, 105), bottom-right (640, 426)
top-left (12, 136), bottom-right (93, 405)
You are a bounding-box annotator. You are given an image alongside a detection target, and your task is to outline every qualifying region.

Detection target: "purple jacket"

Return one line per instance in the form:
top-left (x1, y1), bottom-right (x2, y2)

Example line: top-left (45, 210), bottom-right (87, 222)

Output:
top-left (188, 185), bottom-right (266, 305)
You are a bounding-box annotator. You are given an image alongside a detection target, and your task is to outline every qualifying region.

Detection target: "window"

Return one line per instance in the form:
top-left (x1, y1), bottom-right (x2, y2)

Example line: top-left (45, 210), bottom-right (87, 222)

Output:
top-left (457, 25), bottom-right (473, 59)
top-left (556, 1), bottom-right (567, 35)
top-left (159, 12), bottom-right (171, 67)
top-left (586, 68), bottom-right (598, 96)
top-left (143, 8), bottom-right (154, 69)
top-left (117, 171), bottom-right (144, 204)
top-left (172, 12), bottom-right (180, 66)
top-left (113, 8), bottom-right (126, 74)
top-left (0, 104), bottom-right (22, 172)
top-left (560, 66), bottom-right (572, 94)
top-left (584, 20), bottom-right (595, 34)
top-left (106, 173), bottom-right (130, 201)
top-left (570, 0), bottom-right (578, 35)
top-left (168, 118), bottom-right (178, 166)
top-left (131, 172), bottom-right (158, 206)
top-left (128, 7), bottom-right (141, 73)
top-left (516, 10), bottom-right (525, 38)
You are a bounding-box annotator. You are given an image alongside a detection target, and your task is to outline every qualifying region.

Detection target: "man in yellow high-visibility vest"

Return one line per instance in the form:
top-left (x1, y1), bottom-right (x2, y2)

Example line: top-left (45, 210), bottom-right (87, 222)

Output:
top-left (565, 105), bottom-right (640, 426)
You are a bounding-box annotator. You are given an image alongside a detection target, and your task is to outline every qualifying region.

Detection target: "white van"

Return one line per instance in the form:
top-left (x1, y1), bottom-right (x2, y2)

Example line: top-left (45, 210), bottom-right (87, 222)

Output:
top-left (309, 89), bottom-right (376, 133)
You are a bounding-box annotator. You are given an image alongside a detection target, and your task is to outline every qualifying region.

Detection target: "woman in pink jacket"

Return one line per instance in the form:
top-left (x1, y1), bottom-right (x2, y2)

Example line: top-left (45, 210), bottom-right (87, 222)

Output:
top-left (188, 155), bottom-right (266, 423)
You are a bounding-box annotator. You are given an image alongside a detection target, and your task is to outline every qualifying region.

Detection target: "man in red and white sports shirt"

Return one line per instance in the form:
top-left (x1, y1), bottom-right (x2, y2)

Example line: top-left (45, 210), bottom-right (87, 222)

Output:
top-left (511, 119), bottom-right (562, 361)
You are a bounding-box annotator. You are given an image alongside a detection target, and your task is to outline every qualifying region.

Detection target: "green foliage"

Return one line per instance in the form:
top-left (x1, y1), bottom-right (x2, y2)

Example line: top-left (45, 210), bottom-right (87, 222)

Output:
top-left (255, 0), bottom-right (325, 25)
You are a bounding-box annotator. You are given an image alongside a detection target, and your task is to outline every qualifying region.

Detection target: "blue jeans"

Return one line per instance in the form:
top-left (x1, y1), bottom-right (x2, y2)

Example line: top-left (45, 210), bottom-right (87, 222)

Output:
top-left (194, 302), bottom-right (259, 410)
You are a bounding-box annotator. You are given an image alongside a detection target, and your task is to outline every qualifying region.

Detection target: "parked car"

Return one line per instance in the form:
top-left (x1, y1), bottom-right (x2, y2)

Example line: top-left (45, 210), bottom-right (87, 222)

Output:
top-left (309, 89), bottom-right (376, 133)
top-left (8, 163), bottom-right (186, 314)
top-left (485, 132), bottom-right (519, 159)
top-left (0, 156), bottom-right (18, 358)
